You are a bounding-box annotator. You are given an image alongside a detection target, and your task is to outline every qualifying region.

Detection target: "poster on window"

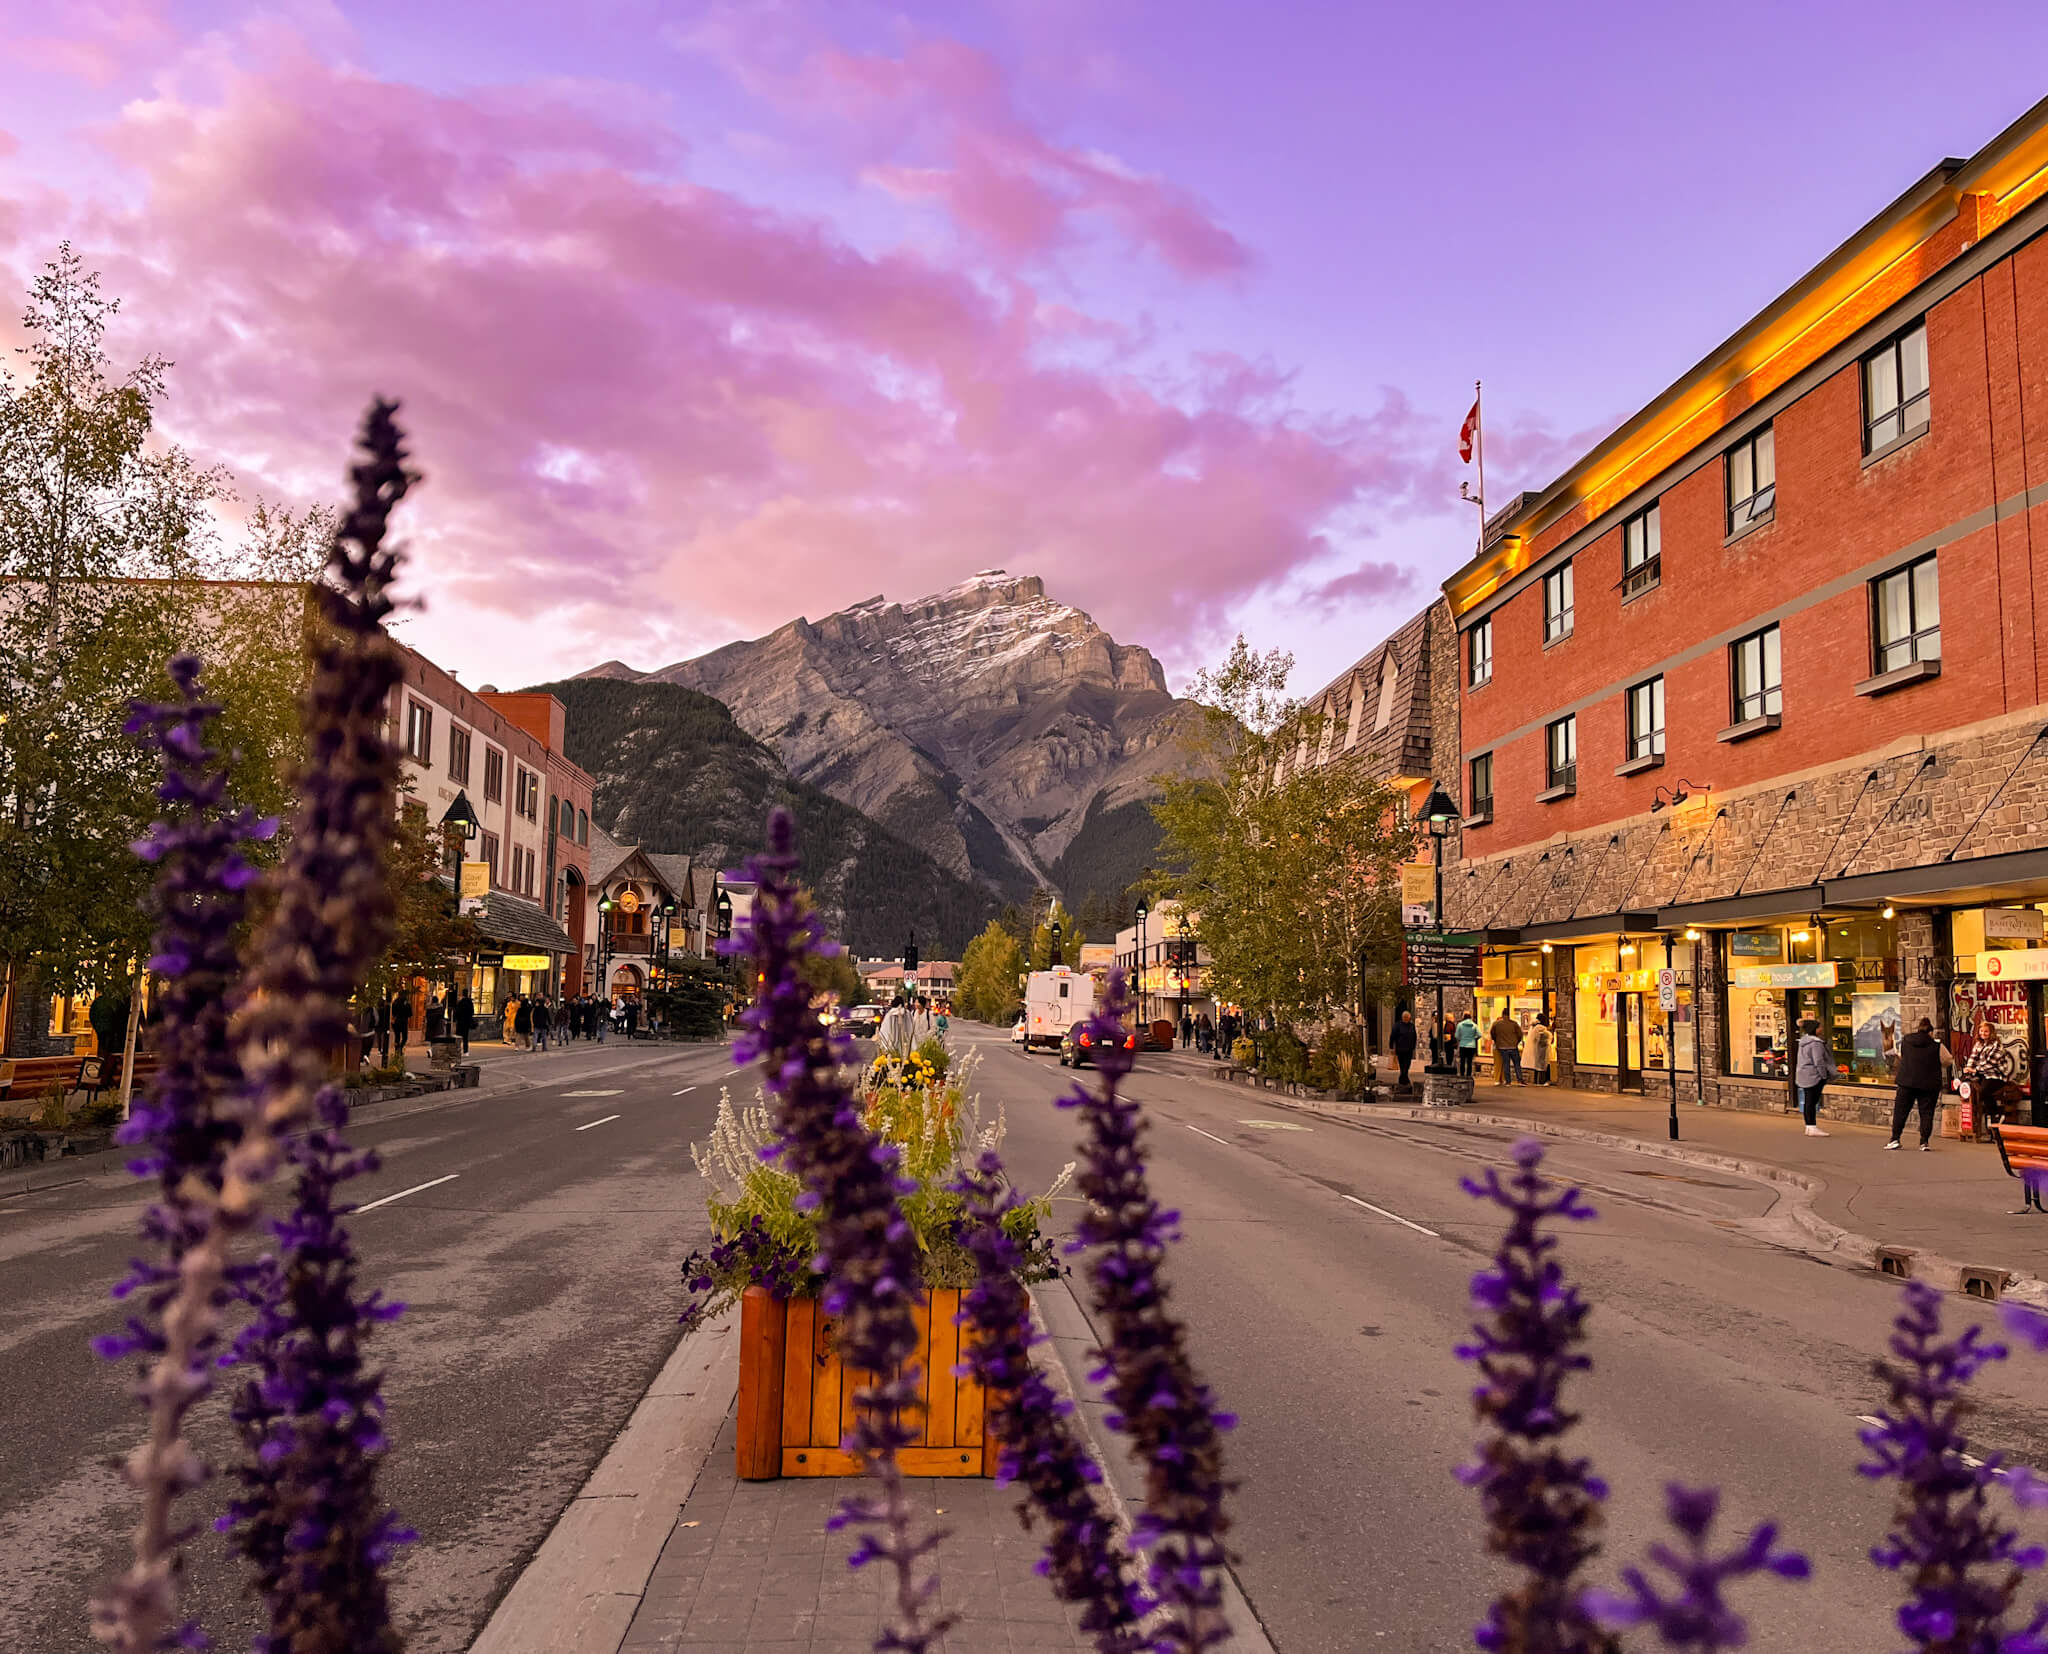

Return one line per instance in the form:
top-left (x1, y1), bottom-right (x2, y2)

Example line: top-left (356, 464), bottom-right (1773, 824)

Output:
top-left (1950, 979), bottom-right (2030, 1090)
top-left (1850, 993), bottom-right (1902, 1080)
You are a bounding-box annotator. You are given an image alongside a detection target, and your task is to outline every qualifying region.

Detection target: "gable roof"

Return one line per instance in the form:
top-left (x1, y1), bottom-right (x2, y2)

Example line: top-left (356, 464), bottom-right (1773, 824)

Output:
top-left (1297, 602), bottom-right (1435, 782)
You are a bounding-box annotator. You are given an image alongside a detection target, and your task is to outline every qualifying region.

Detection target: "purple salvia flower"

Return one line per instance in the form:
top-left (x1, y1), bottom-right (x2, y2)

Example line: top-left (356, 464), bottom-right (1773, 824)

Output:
top-left (1860, 1281), bottom-right (2048, 1652)
top-left (1582, 1483), bottom-right (1809, 1650)
top-left (219, 399), bottom-right (416, 1654)
top-left (1059, 974), bottom-right (1235, 1654)
top-left (731, 809), bottom-right (949, 1653)
top-left (1456, 1137), bottom-right (1617, 1654)
top-left (91, 657), bottom-right (272, 1653)
top-left (952, 1149), bottom-right (1151, 1653)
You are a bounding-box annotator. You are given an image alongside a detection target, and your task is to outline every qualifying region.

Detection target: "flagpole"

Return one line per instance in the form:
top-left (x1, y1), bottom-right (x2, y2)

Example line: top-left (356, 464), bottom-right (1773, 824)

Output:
top-left (1473, 378), bottom-right (1485, 557)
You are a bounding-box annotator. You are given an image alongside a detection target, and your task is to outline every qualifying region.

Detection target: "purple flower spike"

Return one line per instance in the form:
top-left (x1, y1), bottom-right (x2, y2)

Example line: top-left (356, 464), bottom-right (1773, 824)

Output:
top-left (1061, 972), bottom-right (1234, 1654)
top-left (92, 657), bottom-right (269, 1653)
top-left (1456, 1137), bottom-right (1617, 1654)
top-left (1583, 1483), bottom-right (1808, 1650)
top-left (218, 399), bottom-right (417, 1653)
top-left (1860, 1280), bottom-right (2048, 1651)
top-left (952, 1150), bottom-right (1151, 1652)
top-left (731, 809), bottom-right (950, 1653)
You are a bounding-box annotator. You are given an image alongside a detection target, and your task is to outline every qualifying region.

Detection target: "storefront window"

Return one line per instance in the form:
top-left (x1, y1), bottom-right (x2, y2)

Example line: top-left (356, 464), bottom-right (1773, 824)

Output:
top-left (1574, 942), bottom-right (1620, 1069)
top-left (1722, 915), bottom-right (1897, 1083)
top-left (1477, 950), bottom-right (1547, 1062)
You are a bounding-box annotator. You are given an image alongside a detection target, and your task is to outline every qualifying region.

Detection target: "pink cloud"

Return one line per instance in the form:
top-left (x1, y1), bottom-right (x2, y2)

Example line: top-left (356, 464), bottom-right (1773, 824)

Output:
top-left (0, 39), bottom-right (1435, 684)
top-left (6, 0), bottom-right (176, 87)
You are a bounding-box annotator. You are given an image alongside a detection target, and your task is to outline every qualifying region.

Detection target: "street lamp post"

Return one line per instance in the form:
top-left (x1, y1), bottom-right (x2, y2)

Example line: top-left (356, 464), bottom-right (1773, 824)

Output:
top-left (714, 888), bottom-right (734, 1022)
top-left (1420, 786), bottom-right (1462, 1075)
top-left (1663, 931), bottom-right (1680, 1141)
top-left (1133, 899), bottom-right (1148, 1028)
top-left (596, 894), bottom-right (613, 1009)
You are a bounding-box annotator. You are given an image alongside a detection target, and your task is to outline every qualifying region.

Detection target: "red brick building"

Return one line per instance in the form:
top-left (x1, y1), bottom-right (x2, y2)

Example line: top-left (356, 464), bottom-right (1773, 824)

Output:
top-left (1437, 98), bottom-right (2048, 1120)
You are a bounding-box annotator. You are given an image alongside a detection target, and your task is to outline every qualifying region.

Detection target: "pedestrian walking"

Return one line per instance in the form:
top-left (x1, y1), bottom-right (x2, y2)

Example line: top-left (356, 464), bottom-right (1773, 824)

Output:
top-left (1489, 1012), bottom-right (1523, 1084)
top-left (512, 996), bottom-right (533, 1051)
top-left (390, 988), bottom-right (413, 1060)
top-left (1527, 1014), bottom-right (1554, 1086)
top-left (1887, 1017), bottom-right (1946, 1151)
top-left (1454, 1013), bottom-right (1480, 1079)
top-left (534, 997), bottom-right (554, 1051)
top-left (1391, 1009), bottom-right (1418, 1088)
top-left (454, 990), bottom-right (475, 1055)
top-left (622, 997), bottom-right (640, 1039)
top-left (1198, 1010), bottom-right (1215, 1056)
top-left (424, 994), bottom-right (447, 1043)
top-left (1179, 1012), bottom-right (1193, 1049)
top-left (1793, 1017), bottom-right (1830, 1135)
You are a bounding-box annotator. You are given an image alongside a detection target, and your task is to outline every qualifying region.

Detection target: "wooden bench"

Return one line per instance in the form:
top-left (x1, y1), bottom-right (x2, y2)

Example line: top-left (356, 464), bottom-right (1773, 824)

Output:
top-left (0, 1056), bottom-right (86, 1105)
top-left (1991, 1124), bottom-right (2048, 1213)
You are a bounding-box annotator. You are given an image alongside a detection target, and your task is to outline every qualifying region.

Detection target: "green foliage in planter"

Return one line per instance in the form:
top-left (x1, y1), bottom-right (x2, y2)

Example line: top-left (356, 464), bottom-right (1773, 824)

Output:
top-left (1262, 1027), bottom-right (1309, 1084)
top-left (683, 1047), bottom-right (1069, 1327)
top-left (1308, 1027), bottom-right (1364, 1093)
top-left (1230, 1036), bottom-right (1255, 1065)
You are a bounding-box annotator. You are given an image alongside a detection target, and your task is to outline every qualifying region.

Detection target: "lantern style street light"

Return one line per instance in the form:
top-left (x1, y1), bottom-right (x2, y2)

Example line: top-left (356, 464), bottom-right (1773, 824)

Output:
top-left (1133, 898), bottom-right (1149, 1029)
top-left (1420, 785), bottom-right (1462, 1074)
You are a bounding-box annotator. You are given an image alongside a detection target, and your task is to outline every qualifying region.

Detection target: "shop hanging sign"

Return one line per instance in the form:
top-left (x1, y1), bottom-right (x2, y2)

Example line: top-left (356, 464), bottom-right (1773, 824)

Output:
top-left (1729, 930), bottom-right (1784, 960)
top-left (1985, 907), bottom-right (2046, 942)
top-left (1405, 938), bottom-right (1479, 986)
top-left (1400, 863), bottom-right (1436, 928)
top-left (1730, 961), bottom-right (1840, 989)
top-left (500, 953), bottom-right (551, 972)
top-left (1978, 948), bottom-right (2048, 981)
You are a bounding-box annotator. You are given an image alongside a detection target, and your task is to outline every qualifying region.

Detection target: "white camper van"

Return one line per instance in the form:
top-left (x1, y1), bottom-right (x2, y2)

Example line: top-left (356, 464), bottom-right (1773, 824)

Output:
top-left (1022, 967), bottom-right (1098, 1052)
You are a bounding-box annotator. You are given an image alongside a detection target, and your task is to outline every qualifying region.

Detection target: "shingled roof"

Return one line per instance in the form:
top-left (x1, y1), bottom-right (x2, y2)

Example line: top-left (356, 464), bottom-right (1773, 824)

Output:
top-left (1296, 602), bottom-right (1435, 782)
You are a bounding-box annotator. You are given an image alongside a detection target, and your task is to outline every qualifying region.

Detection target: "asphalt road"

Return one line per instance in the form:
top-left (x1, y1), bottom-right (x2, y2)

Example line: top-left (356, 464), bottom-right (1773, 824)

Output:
top-left (962, 1024), bottom-right (2048, 1654)
top-left (0, 1038), bottom-right (735, 1654)
top-left (13, 1024), bottom-right (2048, 1652)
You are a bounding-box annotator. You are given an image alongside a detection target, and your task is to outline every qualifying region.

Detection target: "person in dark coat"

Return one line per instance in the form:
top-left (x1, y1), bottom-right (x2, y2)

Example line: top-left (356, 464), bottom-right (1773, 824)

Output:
top-left (374, 994), bottom-right (392, 1065)
top-left (389, 989), bottom-right (413, 1058)
top-left (533, 997), bottom-right (554, 1051)
top-left (1888, 1017), bottom-right (1947, 1150)
top-left (424, 995), bottom-right (447, 1043)
top-left (512, 997), bottom-right (533, 1050)
top-left (1391, 1009), bottom-right (1418, 1088)
top-left (454, 991), bottom-right (475, 1054)
top-left (622, 998), bottom-right (640, 1038)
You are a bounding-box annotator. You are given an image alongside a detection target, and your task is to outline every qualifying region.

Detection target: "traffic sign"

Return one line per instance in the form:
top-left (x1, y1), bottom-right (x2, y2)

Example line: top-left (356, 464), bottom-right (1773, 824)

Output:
top-left (1657, 968), bottom-right (1678, 1011)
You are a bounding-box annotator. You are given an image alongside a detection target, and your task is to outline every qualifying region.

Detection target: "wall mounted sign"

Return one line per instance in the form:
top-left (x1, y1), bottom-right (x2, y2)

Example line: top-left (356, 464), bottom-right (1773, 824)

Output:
top-left (1730, 962), bottom-right (1840, 989)
top-left (1986, 907), bottom-right (2045, 942)
top-left (1978, 949), bottom-right (2048, 982)
top-left (500, 953), bottom-right (551, 972)
top-left (1729, 930), bottom-right (1784, 960)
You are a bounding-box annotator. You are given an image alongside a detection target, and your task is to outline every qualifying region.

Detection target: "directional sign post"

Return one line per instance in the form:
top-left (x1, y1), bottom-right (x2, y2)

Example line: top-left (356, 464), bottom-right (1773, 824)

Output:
top-left (1405, 938), bottom-right (1480, 987)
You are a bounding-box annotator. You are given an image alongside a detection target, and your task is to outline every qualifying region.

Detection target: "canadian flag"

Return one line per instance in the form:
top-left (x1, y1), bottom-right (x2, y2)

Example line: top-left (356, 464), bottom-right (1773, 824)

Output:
top-left (1458, 398), bottom-right (1480, 464)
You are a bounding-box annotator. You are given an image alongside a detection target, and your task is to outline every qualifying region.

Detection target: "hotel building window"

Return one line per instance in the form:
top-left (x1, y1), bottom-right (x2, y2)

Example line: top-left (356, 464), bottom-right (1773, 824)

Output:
top-left (1726, 425), bottom-right (1776, 533)
top-left (1872, 553), bottom-right (1940, 673)
top-left (404, 701), bottom-right (432, 763)
top-left (1862, 319), bottom-right (1930, 455)
top-left (1620, 503), bottom-right (1661, 599)
top-left (1543, 561), bottom-right (1574, 643)
top-left (1625, 676), bottom-right (1665, 763)
top-left (1730, 625), bottom-right (1782, 724)
top-left (1543, 715), bottom-right (1577, 795)
top-left (1469, 618), bottom-right (1492, 688)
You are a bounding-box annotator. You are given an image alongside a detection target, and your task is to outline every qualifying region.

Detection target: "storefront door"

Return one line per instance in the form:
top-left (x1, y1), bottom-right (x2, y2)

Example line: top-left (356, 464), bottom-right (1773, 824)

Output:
top-left (1617, 993), bottom-right (1646, 1092)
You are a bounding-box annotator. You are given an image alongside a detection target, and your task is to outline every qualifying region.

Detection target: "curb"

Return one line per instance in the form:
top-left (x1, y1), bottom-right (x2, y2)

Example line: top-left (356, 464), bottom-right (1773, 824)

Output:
top-left (1250, 1091), bottom-right (2048, 1307)
top-left (467, 1308), bottom-right (739, 1654)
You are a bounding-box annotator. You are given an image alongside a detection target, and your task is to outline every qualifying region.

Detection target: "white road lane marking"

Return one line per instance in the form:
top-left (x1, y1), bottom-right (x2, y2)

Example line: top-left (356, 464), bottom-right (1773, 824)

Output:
top-left (563, 1089), bottom-right (624, 1097)
top-left (1342, 1194), bottom-right (1440, 1238)
top-left (1185, 1124), bottom-right (1233, 1146)
top-left (1239, 1119), bottom-right (1311, 1131)
top-left (355, 1174), bottom-right (460, 1213)
top-left (575, 1114), bottom-right (623, 1132)
top-left (673, 1086), bottom-right (697, 1096)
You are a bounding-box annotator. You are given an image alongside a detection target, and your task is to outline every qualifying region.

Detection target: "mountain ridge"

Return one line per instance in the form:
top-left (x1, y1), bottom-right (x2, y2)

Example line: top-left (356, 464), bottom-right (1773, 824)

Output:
top-left (577, 571), bottom-right (1185, 905)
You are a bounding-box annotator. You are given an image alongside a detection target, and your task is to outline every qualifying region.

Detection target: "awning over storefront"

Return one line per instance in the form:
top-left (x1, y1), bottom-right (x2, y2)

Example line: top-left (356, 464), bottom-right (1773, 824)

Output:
top-left (1513, 910), bottom-right (1660, 944)
top-left (1657, 888), bottom-right (1819, 929)
top-left (473, 892), bottom-right (574, 957)
top-left (1824, 847), bottom-right (2048, 911)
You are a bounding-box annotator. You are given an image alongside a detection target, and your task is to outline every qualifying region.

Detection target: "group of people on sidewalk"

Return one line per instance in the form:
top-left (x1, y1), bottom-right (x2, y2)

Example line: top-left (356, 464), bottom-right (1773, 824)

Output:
top-left (506, 993), bottom-right (645, 1051)
top-left (1402, 1009), bottom-right (1555, 1087)
top-left (357, 988), bottom-right (476, 1067)
top-left (1793, 1010), bottom-right (2037, 1151)
top-left (1176, 1010), bottom-right (1221, 1054)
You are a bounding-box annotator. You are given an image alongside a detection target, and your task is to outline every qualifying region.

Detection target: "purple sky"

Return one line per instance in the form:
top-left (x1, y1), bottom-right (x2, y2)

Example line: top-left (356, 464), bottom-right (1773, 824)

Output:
top-left (5, 2), bottom-right (2048, 697)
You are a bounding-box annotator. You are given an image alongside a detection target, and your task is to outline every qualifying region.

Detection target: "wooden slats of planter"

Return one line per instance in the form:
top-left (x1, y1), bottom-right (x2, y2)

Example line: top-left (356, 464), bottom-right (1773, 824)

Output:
top-left (735, 1285), bottom-right (996, 1479)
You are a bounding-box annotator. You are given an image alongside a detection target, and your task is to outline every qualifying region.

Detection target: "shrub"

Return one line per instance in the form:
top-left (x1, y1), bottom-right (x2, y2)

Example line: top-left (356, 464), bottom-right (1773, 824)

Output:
top-left (1308, 1027), bottom-right (1364, 1092)
top-left (1262, 1026), bottom-right (1308, 1084)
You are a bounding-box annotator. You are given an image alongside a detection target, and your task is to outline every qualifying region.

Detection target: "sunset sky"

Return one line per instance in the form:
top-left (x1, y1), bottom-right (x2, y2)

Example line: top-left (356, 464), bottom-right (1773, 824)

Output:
top-left (6, 2), bottom-right (2048, 697)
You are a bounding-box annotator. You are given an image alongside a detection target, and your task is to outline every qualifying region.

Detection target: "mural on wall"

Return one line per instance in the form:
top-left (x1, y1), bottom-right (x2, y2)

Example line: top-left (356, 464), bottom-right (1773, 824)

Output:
top-left (1950, 978), bottom-right (2030, 1090)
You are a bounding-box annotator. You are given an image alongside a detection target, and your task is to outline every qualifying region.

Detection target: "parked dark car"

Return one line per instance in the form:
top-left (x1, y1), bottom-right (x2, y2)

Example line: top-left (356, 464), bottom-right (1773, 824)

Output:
top-left (1059, 1023), bottom-right (1138, 1069)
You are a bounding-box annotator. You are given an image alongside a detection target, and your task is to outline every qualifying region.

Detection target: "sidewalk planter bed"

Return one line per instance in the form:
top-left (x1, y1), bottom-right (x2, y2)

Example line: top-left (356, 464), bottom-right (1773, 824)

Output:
top-left (688, 1042), bottom-right (1064, 1485)
top-left (736, 1285), bottom-right (996, 1480)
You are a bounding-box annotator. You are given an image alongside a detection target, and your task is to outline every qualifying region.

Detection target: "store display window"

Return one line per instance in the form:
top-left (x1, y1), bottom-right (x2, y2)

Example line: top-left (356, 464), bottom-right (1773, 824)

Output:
top-left (1722, 914), bottom-right (1898, 1084)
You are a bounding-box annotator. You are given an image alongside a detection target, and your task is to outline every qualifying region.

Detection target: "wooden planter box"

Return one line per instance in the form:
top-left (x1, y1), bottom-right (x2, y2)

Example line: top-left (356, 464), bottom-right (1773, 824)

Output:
top-left (737, 1285), bottom-right (997, 1480)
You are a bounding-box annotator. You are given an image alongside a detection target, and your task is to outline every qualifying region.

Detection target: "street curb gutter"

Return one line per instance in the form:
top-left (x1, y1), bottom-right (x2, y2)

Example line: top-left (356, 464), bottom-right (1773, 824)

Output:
top-left (467, 1308), bottom-right (738, 1654)
top-left (1253, 1092), bottom-right (2048, 1310)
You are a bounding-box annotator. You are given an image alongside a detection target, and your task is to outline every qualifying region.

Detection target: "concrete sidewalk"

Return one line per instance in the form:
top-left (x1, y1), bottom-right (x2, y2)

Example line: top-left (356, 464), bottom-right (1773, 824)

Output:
top-left (1138, 1046), bottom-right (2048, 1295)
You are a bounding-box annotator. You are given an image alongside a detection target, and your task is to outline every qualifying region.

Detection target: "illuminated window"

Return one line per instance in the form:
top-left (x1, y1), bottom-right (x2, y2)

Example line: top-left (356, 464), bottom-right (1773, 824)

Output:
top-left (1731, 625), bottom-right (1782, 723)
top-left (1727, 426), bottom-right (1776, 533)
top-left (1626, 676), bottom-right (1665, 761)
top-left (1620, 503), bottom-right (1660, 599)
top-left (1544, 716), bottom-right (1577, 793)
top-left (1872, 554), bottom-right (1940, 673)
top-left (1543, 561), bottom-right (1574, 643)
top-left (1469, 752), bottom-right (1494, 818)
top-left (1862, 321), bottom-right (1929, 454)
top-left (1468, 618), bottom-right (1493, 688)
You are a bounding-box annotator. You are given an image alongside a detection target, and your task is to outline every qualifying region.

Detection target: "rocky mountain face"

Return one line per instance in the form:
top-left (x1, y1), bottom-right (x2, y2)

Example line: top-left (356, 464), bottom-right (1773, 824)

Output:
top-left (578, 572), bottom-right (1190, 904)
